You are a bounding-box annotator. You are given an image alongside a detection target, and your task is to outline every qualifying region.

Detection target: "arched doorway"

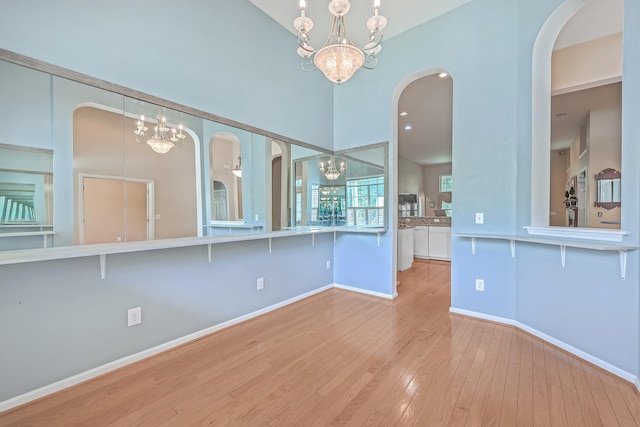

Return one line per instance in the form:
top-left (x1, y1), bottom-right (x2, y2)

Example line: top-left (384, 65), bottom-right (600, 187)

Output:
top-left (393, 69), bottom-right (454, 296)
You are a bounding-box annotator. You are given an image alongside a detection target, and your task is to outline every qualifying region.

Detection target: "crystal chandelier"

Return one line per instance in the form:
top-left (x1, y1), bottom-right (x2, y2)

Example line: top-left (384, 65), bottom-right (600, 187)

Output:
top-left (134, 113), bottom-right (186, 154)
top-left (294, 0), bottom-right (387, 84)
top-left (320, 157), bottom-right (346, 180)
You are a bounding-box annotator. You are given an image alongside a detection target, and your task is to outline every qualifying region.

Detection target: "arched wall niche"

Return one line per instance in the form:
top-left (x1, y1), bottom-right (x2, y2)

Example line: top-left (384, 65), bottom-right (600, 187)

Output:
top-left (528, 0), bottom-right (627, 241)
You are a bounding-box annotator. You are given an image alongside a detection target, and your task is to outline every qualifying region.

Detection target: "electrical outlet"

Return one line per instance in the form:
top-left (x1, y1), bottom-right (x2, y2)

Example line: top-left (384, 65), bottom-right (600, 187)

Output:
top-left (475, 212), bottom-right (484, 224)
top-left (257, 277), bottom-right (264, 290)
top-left (128, 307), bottom-right (142, 326)
top-left (475, 279), bottom-right (485, 291)
top-left (326, 260), bottom-right (331, 269)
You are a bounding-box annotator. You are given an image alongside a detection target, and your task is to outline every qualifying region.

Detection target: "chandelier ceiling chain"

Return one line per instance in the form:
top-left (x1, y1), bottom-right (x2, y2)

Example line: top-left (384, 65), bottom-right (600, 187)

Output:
top-left (294, 0), bottom-right (387, 84)
top-left (134, 113), bottom-right (186, 154)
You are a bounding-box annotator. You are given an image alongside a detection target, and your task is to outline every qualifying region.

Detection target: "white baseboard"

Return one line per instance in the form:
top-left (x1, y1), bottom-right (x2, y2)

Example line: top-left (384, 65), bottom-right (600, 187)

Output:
top-left (332, 283), bottom-right (396, 300)
top-left (0, 284), bottom-right (334, 413)
top-left (449, 306), bottom-right (639, 387)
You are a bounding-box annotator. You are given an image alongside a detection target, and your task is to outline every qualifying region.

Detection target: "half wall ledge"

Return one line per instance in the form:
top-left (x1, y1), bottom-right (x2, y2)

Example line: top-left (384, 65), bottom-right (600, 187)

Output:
top-left (455, 233), bottom-right (636, 280)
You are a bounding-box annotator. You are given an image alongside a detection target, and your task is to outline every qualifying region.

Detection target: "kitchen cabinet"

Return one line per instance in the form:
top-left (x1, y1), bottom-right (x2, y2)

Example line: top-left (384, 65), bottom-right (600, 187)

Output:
top-left (413, 226), bottom-right (430, 258)
top-left (411, 226), bottom-right (451, 261)
top-left (428, 226), bottom-right (451, 260)
top-left (398, 227), bottom-right (414, 271)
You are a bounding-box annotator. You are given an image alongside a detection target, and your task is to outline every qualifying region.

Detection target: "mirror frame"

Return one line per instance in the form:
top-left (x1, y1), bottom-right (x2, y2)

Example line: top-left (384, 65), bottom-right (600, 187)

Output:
top-left (594, 168), bottom-right (621, 210)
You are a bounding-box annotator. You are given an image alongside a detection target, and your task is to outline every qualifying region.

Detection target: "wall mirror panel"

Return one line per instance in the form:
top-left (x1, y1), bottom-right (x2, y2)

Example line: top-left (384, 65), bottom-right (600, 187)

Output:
top-left (0, 60), bottom-right (54, 251)
top-left (293, 142), bottom-right (387, 231)
top-left (0, 51), bottom-right (388, 256)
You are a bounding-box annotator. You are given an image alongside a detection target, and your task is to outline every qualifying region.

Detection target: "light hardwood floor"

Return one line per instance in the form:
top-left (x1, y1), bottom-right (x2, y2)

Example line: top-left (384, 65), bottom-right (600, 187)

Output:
top-left (1, 259), bottom-right (639, 426)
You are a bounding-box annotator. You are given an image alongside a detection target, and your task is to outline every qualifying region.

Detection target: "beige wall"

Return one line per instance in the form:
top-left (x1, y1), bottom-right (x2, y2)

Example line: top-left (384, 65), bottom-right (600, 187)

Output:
top-left (588, 105), bottom-right (622, 228)
top-left (398, 156), bottom-right (424, 195)
top-left (73, 107), bottom-right (198, 244)
top-left (552, 32), bottom-right (622, 94)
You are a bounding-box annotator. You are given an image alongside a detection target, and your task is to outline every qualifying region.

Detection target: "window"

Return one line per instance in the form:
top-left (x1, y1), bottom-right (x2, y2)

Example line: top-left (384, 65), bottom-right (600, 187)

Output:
top-left (346, 176), bottom-right (384, 226)
top-left (439, 174), bottom-right (452, 193)
top-left (441, 200), bottom-right (452, 217)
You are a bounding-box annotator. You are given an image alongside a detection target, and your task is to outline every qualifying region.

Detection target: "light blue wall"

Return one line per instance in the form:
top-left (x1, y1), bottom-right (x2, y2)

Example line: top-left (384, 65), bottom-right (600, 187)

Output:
top-left (0, 0), bottom-right (334, 150)
top-left (333, 0), bottom-right (640, 380)
top-left (0, 0), bottom-right (336, 403)
top-left (0, 234), bottom-right (334, 400)
top-left (1, 0), bottom-right (639, 405)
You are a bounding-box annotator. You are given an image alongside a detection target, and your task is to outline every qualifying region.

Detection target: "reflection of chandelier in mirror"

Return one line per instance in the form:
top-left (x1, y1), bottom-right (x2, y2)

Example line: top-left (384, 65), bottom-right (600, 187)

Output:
top-left (231, 156), bottom-right (242, 178)
top-left (294, 0), bottom-right (387, 84)
top-left (134, 113), bottom-right (186, 154)
top-left (320, 157), bottom-right (346, 180)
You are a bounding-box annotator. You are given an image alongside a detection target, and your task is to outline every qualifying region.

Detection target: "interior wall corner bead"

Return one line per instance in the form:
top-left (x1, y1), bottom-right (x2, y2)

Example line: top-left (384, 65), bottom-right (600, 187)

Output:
top-left (208, 244), bottom-right (212, 263)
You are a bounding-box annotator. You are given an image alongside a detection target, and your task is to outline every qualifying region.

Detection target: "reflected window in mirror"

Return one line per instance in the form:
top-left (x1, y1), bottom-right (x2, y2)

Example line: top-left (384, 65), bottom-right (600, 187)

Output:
top-left (346, 176), bottom-right (384, 226)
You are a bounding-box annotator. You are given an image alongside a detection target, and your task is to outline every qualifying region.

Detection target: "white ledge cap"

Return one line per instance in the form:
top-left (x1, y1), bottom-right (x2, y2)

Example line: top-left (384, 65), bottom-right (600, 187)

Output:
top-left (524, 226), bottom-right (629, 242)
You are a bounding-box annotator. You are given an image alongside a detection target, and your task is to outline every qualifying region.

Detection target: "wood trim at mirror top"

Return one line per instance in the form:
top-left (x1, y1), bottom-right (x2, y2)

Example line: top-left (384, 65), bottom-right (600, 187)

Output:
top-left (0, 48), bottom-right (329, 155)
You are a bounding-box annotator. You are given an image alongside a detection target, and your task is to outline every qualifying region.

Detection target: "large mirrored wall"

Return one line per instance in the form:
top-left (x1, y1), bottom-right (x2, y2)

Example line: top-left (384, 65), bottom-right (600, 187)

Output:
top-left (0, 52), bottom-right (388, 254)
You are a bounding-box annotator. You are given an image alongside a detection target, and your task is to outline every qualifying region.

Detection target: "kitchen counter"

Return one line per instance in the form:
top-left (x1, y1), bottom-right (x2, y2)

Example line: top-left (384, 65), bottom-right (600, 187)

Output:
top-left (399, 216), bottom-right (451, 227)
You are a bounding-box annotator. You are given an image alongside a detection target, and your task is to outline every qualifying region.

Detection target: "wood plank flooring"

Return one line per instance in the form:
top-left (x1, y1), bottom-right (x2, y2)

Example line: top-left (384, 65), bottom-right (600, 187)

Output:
top-left (1, 259), bottom-right (639, 426)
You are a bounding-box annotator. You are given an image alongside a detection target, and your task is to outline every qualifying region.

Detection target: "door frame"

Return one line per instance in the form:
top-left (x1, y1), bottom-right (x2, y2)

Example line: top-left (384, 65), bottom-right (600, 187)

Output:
top-left (78, 173), bottom-right (155, 245)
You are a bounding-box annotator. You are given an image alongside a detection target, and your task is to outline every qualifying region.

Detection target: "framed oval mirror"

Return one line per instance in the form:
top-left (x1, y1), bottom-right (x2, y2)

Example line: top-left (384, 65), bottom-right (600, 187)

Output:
top-left (594, 168), bottom-right (621, 209)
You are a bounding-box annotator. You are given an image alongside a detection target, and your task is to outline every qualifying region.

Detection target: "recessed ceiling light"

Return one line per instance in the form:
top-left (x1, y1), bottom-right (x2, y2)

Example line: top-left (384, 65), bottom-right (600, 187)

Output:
top-left (400, 111), bottom-right (408, 116)
top-left (437, 72), bottom-right (448, 78)
top-left (404, 124), bottom-right (412, 131)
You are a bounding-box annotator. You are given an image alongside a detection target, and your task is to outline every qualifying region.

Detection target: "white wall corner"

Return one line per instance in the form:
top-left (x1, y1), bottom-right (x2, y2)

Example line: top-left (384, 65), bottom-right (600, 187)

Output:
top-left (332, 283), bottom-right (396, 300)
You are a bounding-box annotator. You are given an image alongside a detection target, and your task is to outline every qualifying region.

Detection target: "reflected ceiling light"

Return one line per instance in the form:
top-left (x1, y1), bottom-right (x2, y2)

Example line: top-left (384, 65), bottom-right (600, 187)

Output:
top-left (294, 0), bottom-right (387, 84)
top-left (437, 72), bottom-right (449, 78)
top-left (404, 124), bottom-right (413, 131)
top-left (320, 157), bottom-right (346, 180)
top-left (134, 113), bottom-right (185, 154)
top-left (231, 157), bottom-right (242, 178)
top-left (400, 111), bottom-right (408, 116)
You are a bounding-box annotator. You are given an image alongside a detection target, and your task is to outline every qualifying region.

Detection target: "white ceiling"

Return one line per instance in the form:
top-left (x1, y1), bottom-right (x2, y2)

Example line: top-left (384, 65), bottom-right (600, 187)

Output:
top-left (248, 0), bottom-right (473, 48)
top-left (247, 0), bottom-right (623, 166)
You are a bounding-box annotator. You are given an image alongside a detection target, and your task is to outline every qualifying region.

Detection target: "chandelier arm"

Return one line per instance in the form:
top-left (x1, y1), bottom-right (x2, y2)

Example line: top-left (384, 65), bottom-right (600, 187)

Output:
top-left (301, 56), bottom-right (316, 72)
top-left (362, 54), bottom-right (378, 70)
top-left (297, 33), bottom-right (314, 51)
top-left (367, 31), bottom-right (384, 49)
